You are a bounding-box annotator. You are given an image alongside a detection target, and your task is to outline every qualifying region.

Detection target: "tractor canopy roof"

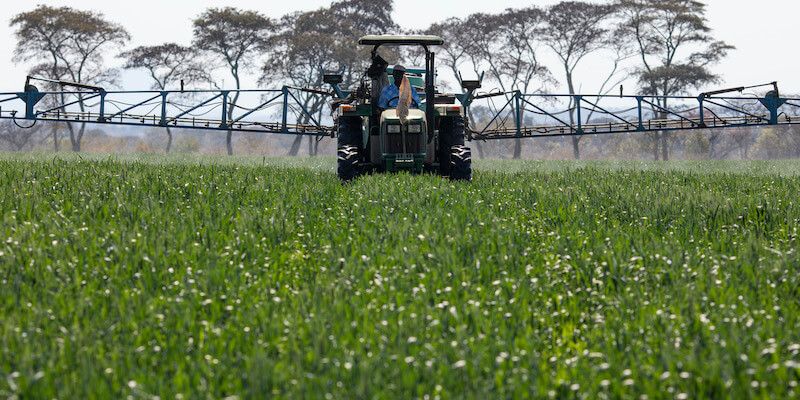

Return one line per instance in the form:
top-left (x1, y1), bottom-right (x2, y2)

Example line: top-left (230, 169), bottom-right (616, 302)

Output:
top-left (358, 35), bottom-right (444, 47)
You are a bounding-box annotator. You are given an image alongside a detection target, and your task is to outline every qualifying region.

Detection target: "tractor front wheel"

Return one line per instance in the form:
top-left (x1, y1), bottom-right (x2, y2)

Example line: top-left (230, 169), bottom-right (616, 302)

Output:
top-left (337, 116), bottom-right (362, 182)
top-left (337, 145), bottom-right (359, 182)
top-left (449, 145), bottom-right (472, 181)
top-left (437, 116), bottom-right (466, 177)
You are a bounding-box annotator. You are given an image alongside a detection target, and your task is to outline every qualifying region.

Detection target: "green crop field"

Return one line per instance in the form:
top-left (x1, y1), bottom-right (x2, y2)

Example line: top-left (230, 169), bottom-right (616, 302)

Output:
top-left (1, 153), bottom-right (800, 399)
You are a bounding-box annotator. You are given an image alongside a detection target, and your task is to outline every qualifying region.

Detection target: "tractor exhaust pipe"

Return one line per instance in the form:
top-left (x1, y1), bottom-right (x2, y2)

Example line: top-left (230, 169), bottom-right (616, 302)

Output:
top-left (425, 51), bottom-right (435, 143)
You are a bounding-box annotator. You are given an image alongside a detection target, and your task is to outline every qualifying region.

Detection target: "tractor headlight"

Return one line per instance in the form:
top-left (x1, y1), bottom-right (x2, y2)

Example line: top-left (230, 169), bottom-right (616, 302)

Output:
top-left (408, 124), bottom-right (422, 133)
top-left (388, 124), bottom-right (400, 133)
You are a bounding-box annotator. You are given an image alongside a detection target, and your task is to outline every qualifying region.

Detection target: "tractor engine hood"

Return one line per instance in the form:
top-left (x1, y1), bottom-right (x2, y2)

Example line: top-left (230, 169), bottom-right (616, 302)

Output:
top-left (380, 109), bottom-right (425, 123)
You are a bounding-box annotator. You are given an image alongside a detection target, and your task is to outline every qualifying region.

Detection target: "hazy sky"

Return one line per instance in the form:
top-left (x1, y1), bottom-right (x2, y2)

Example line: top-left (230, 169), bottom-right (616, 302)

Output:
top-left (0, 0), bottom-right (797, 95)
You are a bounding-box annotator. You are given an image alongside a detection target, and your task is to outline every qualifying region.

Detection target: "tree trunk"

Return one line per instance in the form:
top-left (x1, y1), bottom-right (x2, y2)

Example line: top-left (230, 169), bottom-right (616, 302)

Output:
top-left (572, 136), bottom-right (581, 160)
top-left (564, 70), bottom-right (581, 160)
top-left (513, 138), bottom-right (522, 159)
top-left (165, 127), bottom-right (173, 153)
top-left (226, 71), bottom-right (242, 156)
top-left (67, 122), bottom-right (86, 152)
top-left (287, 135), bottom-right (302, 156)
top-left (474, 141), bottom-right (484, 159)
top-left (657, 107), bottom-right (668, 161)
top-left (66, 122), bottom-right (77, 152)
top-left (652, 132), bottom-right (660, 160)
top-left (52, 124), bottom-right (60, 152)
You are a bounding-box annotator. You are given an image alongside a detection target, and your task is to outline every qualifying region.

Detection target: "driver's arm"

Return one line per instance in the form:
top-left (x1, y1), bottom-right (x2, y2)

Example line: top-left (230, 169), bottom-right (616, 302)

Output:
top-left (411, 87), bottom-right (422, 107)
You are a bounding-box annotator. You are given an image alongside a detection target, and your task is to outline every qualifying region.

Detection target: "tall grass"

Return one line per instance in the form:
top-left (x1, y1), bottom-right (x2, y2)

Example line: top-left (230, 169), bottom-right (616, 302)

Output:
top-left (1, 153), bottom-right (799, 399)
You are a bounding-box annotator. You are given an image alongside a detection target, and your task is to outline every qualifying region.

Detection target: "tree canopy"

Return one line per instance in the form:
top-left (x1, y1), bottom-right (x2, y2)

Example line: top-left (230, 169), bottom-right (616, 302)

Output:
top-left (617, 0), bottom-right (734, 159)
top-left (541, 1), bottom-right (619, 159)
top-left (120, 43), bottom-right (209, 91)
top-left (11, 5), bottom-right (129, 152)
top-left (261, 0), bottom-right (395, 156)
top-left (193, 7), bottom-right (276, 155)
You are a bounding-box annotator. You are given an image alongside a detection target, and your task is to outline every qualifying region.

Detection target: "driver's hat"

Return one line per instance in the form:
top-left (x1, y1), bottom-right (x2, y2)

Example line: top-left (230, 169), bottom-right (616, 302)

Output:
top-left (393, 65), bottom-right (406, 73)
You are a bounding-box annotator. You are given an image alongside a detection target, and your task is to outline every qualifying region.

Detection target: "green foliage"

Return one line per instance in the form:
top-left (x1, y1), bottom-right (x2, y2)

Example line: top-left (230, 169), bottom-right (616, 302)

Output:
top-left (2, 154), bottom-right (800, 399)
top-left (193, 7), bottom-right (276, 155)
top-left (615, 0), bottom-right (733, 161)
top-left (173, 137), bottom-right (201, 154)
top-left (11, 5), bottom-right (130, 152)
top-left (752, 128), bottom-right (800, 159)
top-left (616, 0), bottom-right (733, 96)
top-left (542, 1), bottom-right (617, 77)
top-left (684, 132), bottom-right (710, 159)
top-left (192, 7), bottom-right (274, 75)
top-left (11, 5), bottom-right (129, 85)
top-left (261, 0), bottom-right (394, 120)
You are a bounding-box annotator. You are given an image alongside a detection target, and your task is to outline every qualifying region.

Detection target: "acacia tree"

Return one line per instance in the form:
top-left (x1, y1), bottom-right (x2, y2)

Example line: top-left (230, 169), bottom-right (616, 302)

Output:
top-left (494, 7), bottom-right (553, 158)
top-left (11, 5), bottom-right (129, 152)
top-left (454, 8), bottom-right (551, 159)
top-left (426, 17), bottom-right (487, 158)
top-left (426, 18), bottom-right (470, 89)
top-left (541, 1), bottom-right (619, 159)
top-left (262, 0), bottom-right (395, 156)
top-left (428, 10), bottom-right (551, 159)
top-left (121, 44), bottom-right (209, 153)
top-left (193, 7), bottom-right (275, 155)
top-left (618, 0), bottom-right (732, 160)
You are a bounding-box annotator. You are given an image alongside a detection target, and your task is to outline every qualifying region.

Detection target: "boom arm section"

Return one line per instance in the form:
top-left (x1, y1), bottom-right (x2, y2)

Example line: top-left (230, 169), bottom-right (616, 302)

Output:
top-left (462, 89), bottom-right (800, 140)
top-left (0, 84), bottom-right (336, 137)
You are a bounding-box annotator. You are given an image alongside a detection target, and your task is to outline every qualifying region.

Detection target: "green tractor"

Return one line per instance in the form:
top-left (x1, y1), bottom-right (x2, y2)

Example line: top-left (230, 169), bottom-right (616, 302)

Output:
top-left (325, 35), bottom-right (480, 182)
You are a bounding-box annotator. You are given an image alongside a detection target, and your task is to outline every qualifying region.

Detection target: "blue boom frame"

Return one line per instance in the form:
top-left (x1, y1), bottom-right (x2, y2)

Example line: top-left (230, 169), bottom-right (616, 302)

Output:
top-left (463, 90), bottom-right (800, 140)
top-left (0, 83), bottom-right (334, 137)
top-left (1, 77), bottom-right (799, 141)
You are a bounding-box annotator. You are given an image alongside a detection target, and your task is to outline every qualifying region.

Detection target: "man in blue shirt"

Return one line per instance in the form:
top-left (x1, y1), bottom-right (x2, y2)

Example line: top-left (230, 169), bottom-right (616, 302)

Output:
top-left (378, 65), bottom-right (421, 110)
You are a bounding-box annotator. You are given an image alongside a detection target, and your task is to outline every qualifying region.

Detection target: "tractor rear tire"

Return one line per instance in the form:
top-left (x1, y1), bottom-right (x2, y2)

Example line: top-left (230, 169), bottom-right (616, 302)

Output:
top-left (337, 116), bottom-right (362, 182)
top-left (337, 116), bottom-right (362, 148)
top-left (438, 116), bottom-right (466, 176)
top-left (338, 145), bottom-right (359, 182)
top-left (449, 145), bottom-right (472, 181)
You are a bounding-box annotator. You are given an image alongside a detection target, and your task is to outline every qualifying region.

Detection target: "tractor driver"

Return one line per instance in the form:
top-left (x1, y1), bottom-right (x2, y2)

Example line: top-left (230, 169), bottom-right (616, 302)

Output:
top-left (378, 65), bottom-right (421, 110)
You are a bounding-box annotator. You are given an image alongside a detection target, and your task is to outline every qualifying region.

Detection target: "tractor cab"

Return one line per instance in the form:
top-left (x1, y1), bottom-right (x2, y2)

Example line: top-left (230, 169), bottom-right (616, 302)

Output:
top-left (329, 35), bottom-right (473, 182)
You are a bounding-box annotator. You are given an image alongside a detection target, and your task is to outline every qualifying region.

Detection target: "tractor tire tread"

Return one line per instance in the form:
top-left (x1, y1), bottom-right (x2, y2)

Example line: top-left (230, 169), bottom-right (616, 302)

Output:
top-left (449, 144), bottom-right (472, 181)
top-left (337, 145), bottom-right (359, 182)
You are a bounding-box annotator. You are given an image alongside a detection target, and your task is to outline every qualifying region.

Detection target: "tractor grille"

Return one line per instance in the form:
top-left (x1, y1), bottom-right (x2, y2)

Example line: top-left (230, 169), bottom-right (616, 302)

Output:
top-left (384, 132), bottom-right (425, 154)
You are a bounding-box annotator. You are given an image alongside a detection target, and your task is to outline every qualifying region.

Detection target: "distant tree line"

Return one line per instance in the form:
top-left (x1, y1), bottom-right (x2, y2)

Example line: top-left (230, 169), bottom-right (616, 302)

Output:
top-left (6, 0), bottom-right (775, 161)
